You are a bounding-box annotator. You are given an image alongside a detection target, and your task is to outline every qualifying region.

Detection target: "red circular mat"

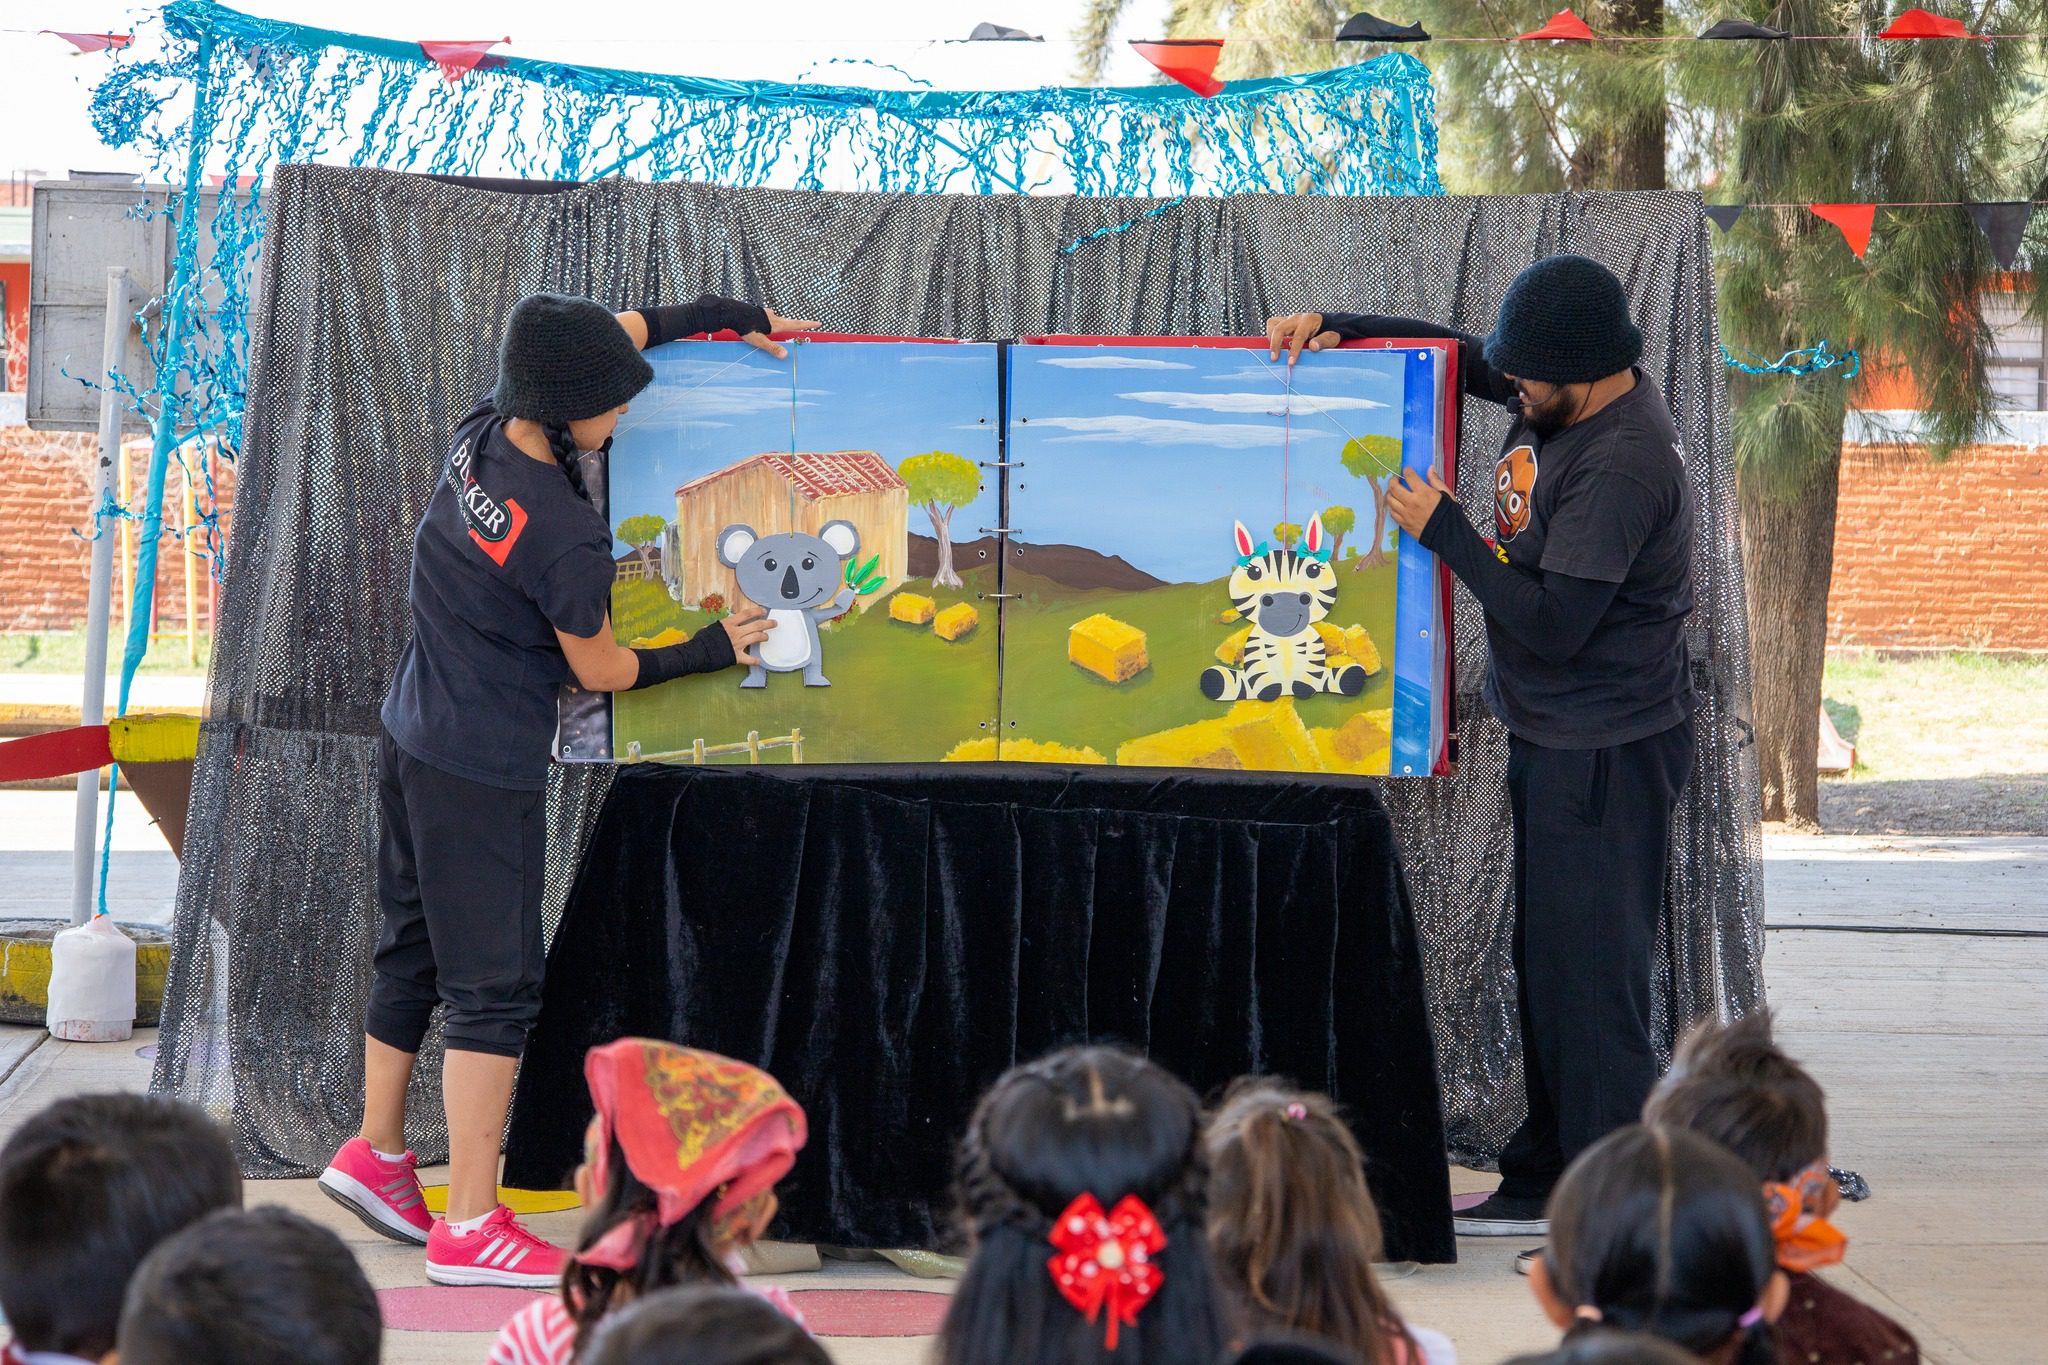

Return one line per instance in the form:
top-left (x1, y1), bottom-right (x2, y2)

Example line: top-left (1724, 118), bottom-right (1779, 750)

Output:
top-left (785, 1289), bottom-right (951, 1337)
top-left (377, 1285), bottom-right (950, 1337)
top-left (378, 1286), bottom-right (547, 1333)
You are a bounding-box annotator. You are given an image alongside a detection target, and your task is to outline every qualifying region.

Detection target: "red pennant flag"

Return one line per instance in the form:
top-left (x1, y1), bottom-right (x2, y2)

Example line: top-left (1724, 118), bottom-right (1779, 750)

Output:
top-left (418, 38), bottom-right (509, 82)
top-left (1879, 8), bottom-right (1970, 38)
top-left (1810, 204), bottom-right (1876, 257)
top-left (1517, 9), bottom-right (1597, 40)
top-left (209, 175), bottom-right (259, 189)
top-left (1129, 39), bottom-right (1226, 97)
top-left (46, 31), bottom-right (133, 54)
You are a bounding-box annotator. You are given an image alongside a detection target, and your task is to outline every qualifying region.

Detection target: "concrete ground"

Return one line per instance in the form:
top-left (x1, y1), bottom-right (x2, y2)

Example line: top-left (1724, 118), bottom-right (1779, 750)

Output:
top-left (0, 793), bottom-right (2040, 1363)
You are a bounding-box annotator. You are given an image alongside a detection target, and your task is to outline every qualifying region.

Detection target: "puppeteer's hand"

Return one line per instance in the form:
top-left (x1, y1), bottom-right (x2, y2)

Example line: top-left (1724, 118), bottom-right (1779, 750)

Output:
top-left (1386, 467), bottom-right (1454, 540)
top-left (742, 308), bottom-right (821, 361)
top-left (717, 605), bottom-right (775, 667)
top-left (1266, 312), bottom-right (1341, 364)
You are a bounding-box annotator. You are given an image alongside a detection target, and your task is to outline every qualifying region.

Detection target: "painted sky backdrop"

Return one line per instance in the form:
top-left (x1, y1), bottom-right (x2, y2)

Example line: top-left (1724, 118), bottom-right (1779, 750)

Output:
top-left (606, 340), bottom-right (1000, 548)
top-left (1010, 345), bottom-right (1414, 583)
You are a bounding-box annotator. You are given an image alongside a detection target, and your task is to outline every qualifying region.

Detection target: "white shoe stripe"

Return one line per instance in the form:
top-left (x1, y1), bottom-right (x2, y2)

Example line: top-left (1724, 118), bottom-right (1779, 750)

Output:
top-left (505, 1245), bottom-right (529, 1270)
top-left (483, 1240), bottom-right (509, 1267)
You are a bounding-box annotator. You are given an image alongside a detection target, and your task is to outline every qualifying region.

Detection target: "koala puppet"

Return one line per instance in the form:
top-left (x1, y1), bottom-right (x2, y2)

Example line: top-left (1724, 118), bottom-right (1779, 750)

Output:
top-left (715, 520), bottom-right (861, 688)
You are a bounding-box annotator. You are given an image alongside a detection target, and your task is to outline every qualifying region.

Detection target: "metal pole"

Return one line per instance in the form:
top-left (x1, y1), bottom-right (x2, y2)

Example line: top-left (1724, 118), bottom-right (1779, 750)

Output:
top-left (73, 267), bottom-right (131, 926)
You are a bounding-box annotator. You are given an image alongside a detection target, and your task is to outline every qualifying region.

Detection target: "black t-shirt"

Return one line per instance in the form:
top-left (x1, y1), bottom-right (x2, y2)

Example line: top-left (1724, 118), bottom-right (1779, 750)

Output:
top-left (1484, 370), bottom-right (1695, 746)
top-left (381, 402), bottom-right (617, 789)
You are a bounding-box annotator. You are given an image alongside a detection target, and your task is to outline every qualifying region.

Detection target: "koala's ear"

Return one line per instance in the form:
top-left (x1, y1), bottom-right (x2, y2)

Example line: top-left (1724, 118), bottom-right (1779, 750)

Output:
top-left (716, 524), bottom-right (757, 569)
top-left (818, 520), bottom-right (861, 559)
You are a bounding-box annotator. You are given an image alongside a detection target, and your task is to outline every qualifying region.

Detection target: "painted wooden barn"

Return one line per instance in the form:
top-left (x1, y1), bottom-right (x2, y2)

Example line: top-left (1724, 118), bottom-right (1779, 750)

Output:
top-left (673, 452), bottom-right (909, 610)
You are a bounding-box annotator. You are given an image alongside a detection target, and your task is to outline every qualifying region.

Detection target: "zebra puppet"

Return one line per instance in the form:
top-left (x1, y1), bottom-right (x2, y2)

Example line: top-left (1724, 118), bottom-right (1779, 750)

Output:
top-left (1201, 514), bottom-right (1369, 703)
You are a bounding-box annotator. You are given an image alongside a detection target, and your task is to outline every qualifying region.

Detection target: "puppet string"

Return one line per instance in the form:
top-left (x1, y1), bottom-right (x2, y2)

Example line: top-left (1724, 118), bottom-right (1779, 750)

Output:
top-left (1250, 351), bottom-right (1403, 479)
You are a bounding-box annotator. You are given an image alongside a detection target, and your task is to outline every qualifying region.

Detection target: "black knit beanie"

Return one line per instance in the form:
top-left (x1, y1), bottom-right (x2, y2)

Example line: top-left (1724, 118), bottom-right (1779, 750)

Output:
top-left (1481, 255), bottom-right (1643, 384)
top-left (492, 293), bottom-right (654, 423)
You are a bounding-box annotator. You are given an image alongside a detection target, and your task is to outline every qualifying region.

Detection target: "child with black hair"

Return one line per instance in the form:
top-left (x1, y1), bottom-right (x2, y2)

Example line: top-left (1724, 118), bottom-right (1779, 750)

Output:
top-left (1643, 1013), bottom-right (1919, 1365)
top-left (1529, 1124), bottom-right (1786, 1365)
top-left (1505, 1331), bottom-right (1704, 1364)
top-left (0, 1093), bottom-right (241, 1365)
top-left (936, 1045), bottom-right (1234, 1365)
top-left (488, 1039), bottom-right (808, 1365)
top-left (116, 1207), bottom-right (378, 1365)
top-left (1205, 1080), bottom-right (1454, 1365)
top-left (582, 1286), bottom-right (831, 1365)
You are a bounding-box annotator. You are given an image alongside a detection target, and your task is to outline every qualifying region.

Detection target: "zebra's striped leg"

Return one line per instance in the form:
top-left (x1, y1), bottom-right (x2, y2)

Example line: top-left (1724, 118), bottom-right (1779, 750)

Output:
top-left (1201, 665), bottom-right (1246, 701)
top-left (1324, 662), bottom-right (1368, 696)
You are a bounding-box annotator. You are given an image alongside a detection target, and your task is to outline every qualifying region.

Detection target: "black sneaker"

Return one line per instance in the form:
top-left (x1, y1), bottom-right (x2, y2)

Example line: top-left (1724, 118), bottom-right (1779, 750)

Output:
top-left (1452, 1192), bottom-right (1550, 1236)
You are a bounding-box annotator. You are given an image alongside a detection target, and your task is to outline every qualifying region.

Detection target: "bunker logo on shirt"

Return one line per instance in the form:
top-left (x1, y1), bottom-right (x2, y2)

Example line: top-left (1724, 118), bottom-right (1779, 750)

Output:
top-left (1494, 443), bottom-right (1538, 542)
top-left (448, 436), bottom-right (529, 567)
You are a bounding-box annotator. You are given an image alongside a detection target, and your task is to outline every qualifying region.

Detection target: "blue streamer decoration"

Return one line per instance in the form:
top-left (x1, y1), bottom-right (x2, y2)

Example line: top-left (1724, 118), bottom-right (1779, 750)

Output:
top-left (1720, 339), bottom-right (1861, 379)
top-left (1061, 196), bottom-right (1190, 255)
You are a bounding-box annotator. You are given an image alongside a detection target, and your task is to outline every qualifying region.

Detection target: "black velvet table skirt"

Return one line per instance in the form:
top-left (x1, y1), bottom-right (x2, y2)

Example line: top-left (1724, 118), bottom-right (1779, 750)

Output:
top-left (502, 764), bottom-right (1455, 1265)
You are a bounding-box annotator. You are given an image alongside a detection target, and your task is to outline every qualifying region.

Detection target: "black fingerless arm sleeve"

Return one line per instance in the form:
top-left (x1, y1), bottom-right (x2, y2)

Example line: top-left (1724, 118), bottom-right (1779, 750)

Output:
top-left (636, 294), bottom-right (773, 347)
top-left (1418, 498), bottom-right (1619, 665)
top-left (1318, 312), bottom-right (1517, 406)
top-left (629, 625), bottom-right (737, 689)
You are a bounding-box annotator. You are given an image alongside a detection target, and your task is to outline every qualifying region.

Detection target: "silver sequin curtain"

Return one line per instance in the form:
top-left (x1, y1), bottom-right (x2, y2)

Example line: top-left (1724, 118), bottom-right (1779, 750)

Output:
top-left (153, 166), bottom-right (1763, 1176)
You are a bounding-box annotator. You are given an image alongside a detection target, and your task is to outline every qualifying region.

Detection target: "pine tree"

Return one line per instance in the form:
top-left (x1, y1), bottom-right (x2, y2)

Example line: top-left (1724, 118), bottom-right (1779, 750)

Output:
top-left (1683, 1), bottom-right (2039, 825)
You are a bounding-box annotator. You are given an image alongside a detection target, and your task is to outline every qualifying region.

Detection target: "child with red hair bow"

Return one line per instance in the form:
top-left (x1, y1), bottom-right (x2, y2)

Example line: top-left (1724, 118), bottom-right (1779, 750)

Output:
top-left (488, 1040), bottom-right (808, 1365)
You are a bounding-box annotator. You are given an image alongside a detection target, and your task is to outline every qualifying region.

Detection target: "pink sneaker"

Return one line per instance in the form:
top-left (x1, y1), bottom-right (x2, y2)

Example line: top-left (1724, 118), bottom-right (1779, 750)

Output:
top-left (425, 1205), bottom-right (567, 1288)
top-left (317, 1138), bottom-right (434, 1246)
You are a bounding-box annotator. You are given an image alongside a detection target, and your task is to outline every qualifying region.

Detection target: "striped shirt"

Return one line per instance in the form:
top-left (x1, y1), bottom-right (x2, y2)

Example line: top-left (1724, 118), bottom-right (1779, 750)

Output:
top-left (486, 1285), bottom-right (807, 1365)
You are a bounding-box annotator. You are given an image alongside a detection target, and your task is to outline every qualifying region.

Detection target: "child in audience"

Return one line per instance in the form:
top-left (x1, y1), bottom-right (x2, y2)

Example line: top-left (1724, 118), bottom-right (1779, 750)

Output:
top-left (1505, 1331), bottom-right (1703, 1364)
top-left (1228, 1335), bottom-right (1371, 1365)
top-left (936, 1045), bottom-right (1233, 1365)
top-left (117, 1207), bottom-right (379, 1365)
top-left (488, 1039), bottom-right (808, 1365)
top-left (1205, 1080), bottom-right (1455, 1365)
top-left (582, 1286), bottom-right (831, 1365)
top-left (1642, 1013), bottom-right (1919, 1365)
top-left (1529, 1124), bottom-right (1785, 1365)
top-left (0, 1093), bottom-right (241, 1365)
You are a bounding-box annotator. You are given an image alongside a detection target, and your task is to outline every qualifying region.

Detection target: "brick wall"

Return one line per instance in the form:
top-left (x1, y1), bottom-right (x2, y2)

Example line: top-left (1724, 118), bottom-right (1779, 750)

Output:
top-left (0, 425), bottom-right (236, 634)
top-left (1828, 441), bottom-right (2048, 651)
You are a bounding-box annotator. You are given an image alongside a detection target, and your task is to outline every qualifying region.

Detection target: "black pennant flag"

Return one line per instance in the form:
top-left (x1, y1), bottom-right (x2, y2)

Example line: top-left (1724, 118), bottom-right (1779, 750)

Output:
top-left (1704, 204), bottom-right (1744, 232)
top-left (966, 22), bottom-right (1041, 40)
top-left (1967, 202), bottom-right (2033, 270)
top-left (1698, 18), bottom-right (1790, 39)
top-left (1336, 12), bottom-right (1432, 41)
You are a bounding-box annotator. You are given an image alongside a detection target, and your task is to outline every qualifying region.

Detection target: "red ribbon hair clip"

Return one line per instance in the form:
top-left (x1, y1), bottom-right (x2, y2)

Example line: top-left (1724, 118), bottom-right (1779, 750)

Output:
top-left (1046, 1192), bottom-right (1167, 1350)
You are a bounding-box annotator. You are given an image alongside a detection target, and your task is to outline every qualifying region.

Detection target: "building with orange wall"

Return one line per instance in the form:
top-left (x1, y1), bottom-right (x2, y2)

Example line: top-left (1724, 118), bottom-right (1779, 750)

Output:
top-left (1829, 276), bottom-right (2047, 651)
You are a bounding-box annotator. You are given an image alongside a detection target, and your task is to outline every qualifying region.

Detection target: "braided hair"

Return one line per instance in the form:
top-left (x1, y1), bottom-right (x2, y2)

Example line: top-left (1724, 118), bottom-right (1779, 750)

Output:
top-left (1547, 1124), bottom-right (1780, 1365)
top-left (937, 1047), bottom-right (1232, 1365)
top-left (542, 420), bottom-right (594, 504)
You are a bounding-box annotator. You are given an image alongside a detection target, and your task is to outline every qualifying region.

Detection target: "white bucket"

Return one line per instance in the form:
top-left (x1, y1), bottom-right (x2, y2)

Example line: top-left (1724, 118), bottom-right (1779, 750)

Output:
top-left (46, 916), bottom-right (138, 1043)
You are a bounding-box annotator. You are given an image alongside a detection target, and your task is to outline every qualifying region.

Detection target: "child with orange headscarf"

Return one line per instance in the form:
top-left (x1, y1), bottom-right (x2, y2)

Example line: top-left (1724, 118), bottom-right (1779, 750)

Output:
top-left (488, 1040), bottom-right (808, 1365)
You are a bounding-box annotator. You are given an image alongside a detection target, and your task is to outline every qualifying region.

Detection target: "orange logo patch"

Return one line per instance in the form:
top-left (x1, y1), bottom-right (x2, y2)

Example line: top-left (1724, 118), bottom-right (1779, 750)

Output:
top-left (1493, 444), bottom-right (1538, 542)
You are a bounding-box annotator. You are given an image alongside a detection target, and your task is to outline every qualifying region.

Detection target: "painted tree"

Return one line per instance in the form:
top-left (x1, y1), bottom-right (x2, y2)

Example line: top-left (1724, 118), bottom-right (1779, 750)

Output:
top-left (899, 451), bottom-right (980, 589)
top-left (1320, 505), bottom-right (1356, 561)
top-left (615, 514), bottom-right (665, 548)
top-left (1340, 435), bottom-right (1405, 568)
top-left (1273, 520), bottom-right (1304, 549)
